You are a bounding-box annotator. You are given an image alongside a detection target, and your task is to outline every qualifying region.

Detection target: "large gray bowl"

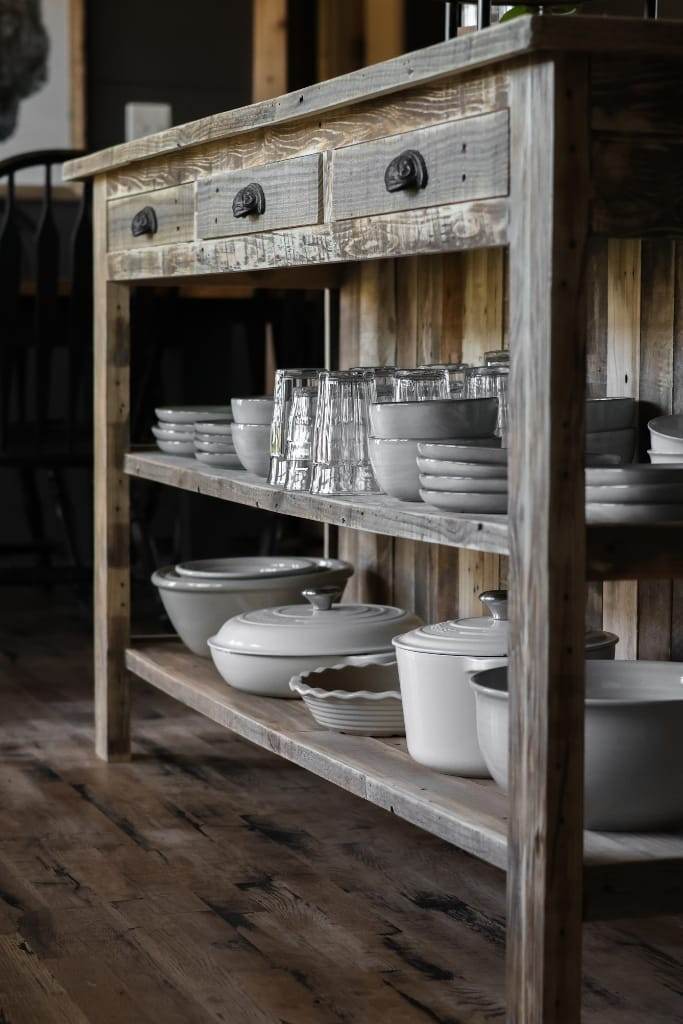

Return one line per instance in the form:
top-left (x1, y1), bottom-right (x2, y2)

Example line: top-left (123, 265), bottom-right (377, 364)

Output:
top-left (369, 397), bottom-right (498, 440)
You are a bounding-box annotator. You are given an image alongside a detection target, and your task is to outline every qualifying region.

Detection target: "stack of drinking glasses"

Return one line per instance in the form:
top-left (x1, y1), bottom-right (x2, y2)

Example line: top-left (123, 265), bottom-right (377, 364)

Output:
top-left (269, 369), bottom-right (322, 489)
top-left (309, 370), bottom-right (378, 494)
top-left (351, 366), bottom-right (397, 403)
top-left (418, 363), bottom-right (469, 397)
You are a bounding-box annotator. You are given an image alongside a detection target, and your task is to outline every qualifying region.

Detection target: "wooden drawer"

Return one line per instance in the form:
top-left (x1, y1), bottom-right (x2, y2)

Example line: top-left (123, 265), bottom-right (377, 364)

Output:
top-left (330, 110), bottom-right (509, 222)
top-left (197, 153), bottom-right (322, 239)
top-left (107, 183), bottom-right (195, 252)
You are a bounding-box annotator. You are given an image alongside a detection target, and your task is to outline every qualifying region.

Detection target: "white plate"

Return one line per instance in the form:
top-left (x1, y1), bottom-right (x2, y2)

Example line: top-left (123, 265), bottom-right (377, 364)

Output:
top-left (155, 406), bottom-right (232, 424)
top-left (417, 442), bottom-right (505, 463)
top-left (156, 439), bottom-right (195, 456)
top-left (586, 482), bottom-right (683, 504)
top-left (586, 503), bottom-right (683, 524)
top-left (586, 465), bottom-right (683, 486)
top-left (416, 457), bottom-right (507, 479)
top-left (195, 430), bottom-right (234, 443)
top-left (419, 474), bottom-right (508, 494)
top-left (194, 440), bottom-right (237, 454)
top-left (419, 489), bottom-right (507, 513)
top-left (648, 450), bottom-right (683, 465)
top-left (176, 556), bottom-right (318, 580)
top-left (152, 424), bottom-right (194, 442)
top-left (194, 451), bottom-right (242, 468)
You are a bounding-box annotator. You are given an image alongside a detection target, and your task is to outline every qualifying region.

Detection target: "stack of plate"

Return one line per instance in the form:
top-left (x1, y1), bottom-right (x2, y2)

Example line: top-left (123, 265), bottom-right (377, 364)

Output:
top-left (417, 443), bottom-right (507, 513)
top-left (648, 414), bottom-right (683, 465)
top-left (586, 464), bottom-right (683, 523)
top-left (193, 416), bottom-right (240, 468)
top-left (153, 406), bottom-right (232, 457)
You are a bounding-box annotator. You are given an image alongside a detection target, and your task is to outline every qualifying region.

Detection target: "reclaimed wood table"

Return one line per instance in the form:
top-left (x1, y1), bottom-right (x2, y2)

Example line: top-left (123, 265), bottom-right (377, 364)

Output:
top-left (65, 16), bottom-right (683, 1023)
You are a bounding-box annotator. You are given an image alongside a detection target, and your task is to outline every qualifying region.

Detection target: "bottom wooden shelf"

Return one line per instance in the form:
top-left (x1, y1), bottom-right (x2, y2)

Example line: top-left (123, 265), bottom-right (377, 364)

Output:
top-left (127, 641), bottom-right (683, 921)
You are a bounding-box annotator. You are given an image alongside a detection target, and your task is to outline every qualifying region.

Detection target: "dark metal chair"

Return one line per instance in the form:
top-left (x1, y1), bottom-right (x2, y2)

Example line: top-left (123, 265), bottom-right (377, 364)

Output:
top-left (0, 149), bottom-right (92, 584)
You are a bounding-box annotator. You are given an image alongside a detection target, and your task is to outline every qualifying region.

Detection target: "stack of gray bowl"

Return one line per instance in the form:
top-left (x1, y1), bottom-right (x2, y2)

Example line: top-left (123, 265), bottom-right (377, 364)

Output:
top-left (230, 397), bottom-right (274, 478)
top-left (367, 397), bottom-right (499, 501)
top-left (193, 412), bottom-right (239, 468)
top-left (152, 405), bottom-right (232, 456)
top-left (152, 555), bottom-right (353, 657)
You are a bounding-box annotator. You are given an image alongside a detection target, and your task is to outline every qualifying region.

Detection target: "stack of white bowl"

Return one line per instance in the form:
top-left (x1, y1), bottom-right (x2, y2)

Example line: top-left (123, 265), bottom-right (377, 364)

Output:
top-left (586, 464), bottom-right (683, 523)
top-left (152, 406), bottom-right (233, 458)
top-left (648, 414), bottom-right (683, 464)
top-left (152, 555), bottom-right (354, 657)
top-left (417, 443), bottom-right (507, 513)
top-left (230, 397), bottom-right (274, 478)
top-left (193, 412), bottom-right (239, 468)
top-left (585, 397), bottom-right (636, 462)
top-left (367, 398), bottom-right (500, 501)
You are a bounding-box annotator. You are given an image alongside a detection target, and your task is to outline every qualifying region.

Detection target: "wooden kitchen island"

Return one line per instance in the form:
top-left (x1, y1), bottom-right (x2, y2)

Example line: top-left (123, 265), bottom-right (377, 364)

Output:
top-left (65, 16), bottom-right (683, 1023)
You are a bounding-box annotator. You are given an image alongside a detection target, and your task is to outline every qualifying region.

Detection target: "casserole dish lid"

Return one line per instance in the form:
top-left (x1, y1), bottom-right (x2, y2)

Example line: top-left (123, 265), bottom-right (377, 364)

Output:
top-left (210, 586), bottom-right (422, 657)
top-left (394, 591), bottom-right (618, 658)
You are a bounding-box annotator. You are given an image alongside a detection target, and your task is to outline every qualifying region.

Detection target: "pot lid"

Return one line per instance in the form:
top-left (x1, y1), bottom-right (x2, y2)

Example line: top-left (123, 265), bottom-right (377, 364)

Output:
top-left (210, 585), bottom-right (422, 656)
top-left (394, 591), bottom-right (618, 657)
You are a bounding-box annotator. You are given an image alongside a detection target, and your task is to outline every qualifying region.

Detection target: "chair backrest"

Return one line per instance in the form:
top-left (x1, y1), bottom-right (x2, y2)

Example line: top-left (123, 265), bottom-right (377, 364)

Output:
top-left (0, 149), bottom-right (92, 452)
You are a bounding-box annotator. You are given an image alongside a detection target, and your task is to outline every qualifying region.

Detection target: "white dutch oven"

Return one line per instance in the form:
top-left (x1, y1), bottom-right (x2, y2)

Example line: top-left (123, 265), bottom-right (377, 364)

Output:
top-left (208, 586), bottom-right (422, 698)
top-left (393, 591), bottom-right (618, 777)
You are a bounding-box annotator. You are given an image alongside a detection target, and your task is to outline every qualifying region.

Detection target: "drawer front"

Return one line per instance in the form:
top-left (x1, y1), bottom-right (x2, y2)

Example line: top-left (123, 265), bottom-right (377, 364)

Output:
top-left (107, 183), bottom-right (195, 251)
top-left (197, 153), bottom-right (322, 240)
top-left (330, 110), bottom-right (509, 222)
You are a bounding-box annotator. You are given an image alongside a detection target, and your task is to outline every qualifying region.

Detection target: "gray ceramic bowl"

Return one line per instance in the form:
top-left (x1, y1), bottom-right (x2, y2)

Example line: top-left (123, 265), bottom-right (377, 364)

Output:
top-left (231, 397), bottom-right (275, 426)
top-left (368, 438), bottom-right (421, 501)
top-left (152, 559), bottom-right (354, 657)
top-left (369, 397), bottom-right (498, 440)
top-left (231, 422), bottom-right (271, 477)
top-left (586, 398), bottom-right (635, 433)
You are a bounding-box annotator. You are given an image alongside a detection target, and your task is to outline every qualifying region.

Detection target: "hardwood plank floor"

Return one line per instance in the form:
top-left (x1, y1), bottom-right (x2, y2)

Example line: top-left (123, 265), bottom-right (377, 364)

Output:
top-left (0, 589), bottom-right (680, 1023)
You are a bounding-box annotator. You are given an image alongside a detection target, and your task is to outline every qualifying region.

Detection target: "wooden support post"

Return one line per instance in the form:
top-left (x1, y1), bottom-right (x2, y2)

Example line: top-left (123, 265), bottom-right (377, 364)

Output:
top-left (93, 176), bottom-right (131, 761)
top-left (506, 57), bottom-right (590, 1024)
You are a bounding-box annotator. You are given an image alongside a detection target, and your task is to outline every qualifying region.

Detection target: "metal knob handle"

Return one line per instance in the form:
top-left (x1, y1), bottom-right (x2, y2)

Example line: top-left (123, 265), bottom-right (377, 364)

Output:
top-left (303, 586), bottom-right (343, 612)
top-left (131, 206), bottom-right (157, 237)
top-left (232, 182), bottom-right (266, 218)
top-left (479, 590), bottom-right (508, 621)
top-left (384, 149), bottom-right (428, 193)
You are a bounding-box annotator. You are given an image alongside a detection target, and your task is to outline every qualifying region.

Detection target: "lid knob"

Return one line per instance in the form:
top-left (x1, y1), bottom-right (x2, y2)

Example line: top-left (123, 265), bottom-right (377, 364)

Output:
top-left (479, 590), bottom-right (508, 621)
top-left (303, 586), bottom-right (343, 612)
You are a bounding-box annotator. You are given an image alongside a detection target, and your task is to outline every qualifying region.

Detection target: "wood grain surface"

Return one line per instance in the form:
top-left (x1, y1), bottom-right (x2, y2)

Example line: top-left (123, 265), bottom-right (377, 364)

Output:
top-left (107, 183), bottom-right (195, 252)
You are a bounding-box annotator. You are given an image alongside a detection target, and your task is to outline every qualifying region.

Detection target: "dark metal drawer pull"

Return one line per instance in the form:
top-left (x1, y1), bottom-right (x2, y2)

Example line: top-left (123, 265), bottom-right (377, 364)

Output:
top-left (384, 149), bottom-right (428, 193)
top-left (131, 206), bottom-right (157, 237)
top-left (232, 183), bottom-right (266, 218)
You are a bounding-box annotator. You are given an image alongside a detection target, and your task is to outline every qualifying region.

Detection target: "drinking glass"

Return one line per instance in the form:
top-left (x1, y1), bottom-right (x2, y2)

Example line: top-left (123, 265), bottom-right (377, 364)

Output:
top-left (419, 362), bottom-right (469, 397)
top-left (392, 367), bottom-right (449, 402)
top-left (283, 386), bottom-right (318, 491)
top-left (310, 370), bottom-right (378, 494)
top-left (351, 365), bottom-right (397, 403)
top-left (268, 368), bottom-right (322, 486)
top-left (464, 365), bottom-right (509, 445)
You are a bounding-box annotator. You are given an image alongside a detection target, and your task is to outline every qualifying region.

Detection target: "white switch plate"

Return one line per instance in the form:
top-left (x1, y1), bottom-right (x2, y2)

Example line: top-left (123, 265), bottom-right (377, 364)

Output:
top-left (124, 102), bottom-right (173, 141)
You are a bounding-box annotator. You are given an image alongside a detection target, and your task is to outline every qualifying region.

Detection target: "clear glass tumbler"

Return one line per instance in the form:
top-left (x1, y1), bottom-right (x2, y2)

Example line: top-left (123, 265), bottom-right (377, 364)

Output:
top-left (484, 349), bottom-right (510, 367)
top-left (268, 368), bottom-right (322, 486)
top-left (392, 367), bottom-right (449, 402)
top-left (418, 362), bottom-right (469, 398)
top-left (283, 386), bottom-right (318, 491)
top-left (464, 365), bottom-right (509, 445)
top-left (351, 365), bottom-right (397, 403)
top-left (310, 370), bottom-right (378, 494)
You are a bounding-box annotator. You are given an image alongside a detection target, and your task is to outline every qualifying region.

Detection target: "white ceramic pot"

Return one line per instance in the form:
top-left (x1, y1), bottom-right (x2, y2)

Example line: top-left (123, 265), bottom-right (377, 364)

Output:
top-left (231, 397), bottom-right (275, 425)
top-left (393, 591), bottom-right (618, 777)
top-left (369, 397), bottom-right (498, 441)
top-left (470, 661), bottom-right (683, 831)
top-left (152, 559), bottom-right (353, 657)
top-left (367, 437), bottom-right (421, 501)
top-left (209, 587), bottom-right (422, 698)
top-left (231, 422), bottom-right (271, 477)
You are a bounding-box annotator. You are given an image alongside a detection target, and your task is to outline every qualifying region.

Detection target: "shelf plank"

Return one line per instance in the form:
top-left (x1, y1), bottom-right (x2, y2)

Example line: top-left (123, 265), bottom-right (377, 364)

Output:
top-left (126, 642), bottom-right (683, 921)
top-left (124, 450), bottom-right (510, 554)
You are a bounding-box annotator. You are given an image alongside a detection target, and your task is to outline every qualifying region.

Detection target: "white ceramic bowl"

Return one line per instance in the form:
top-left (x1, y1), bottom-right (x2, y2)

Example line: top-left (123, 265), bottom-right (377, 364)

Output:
top-left (416, 457), bottom-right (508, 479)
top-left (470, 662), bottom-right (683, 831)
top-left (648, 414), bottom-right (683, 453)
top-left (367, 437), bottom-right (421, 501)
top-left (289, 659), bottom-right (404, 735)
top-left (420, 489), bottom-right (507, 514)
top-left (157, 438), bottom-right (195, 456)
top-left (152, 559), bottom-right (353, 657)
top-left (369, 397), bottom-right (498, 441)
top-left (231, 423), bottom-right (271, 478)
top-left (175, 556), bottom-right (318, 579)
top-left (231, 397), bottom-right (275, 425)
top-left (648, 449), bottom-right (683, 465)
top-left (586, 398), bottom-right (635, 433)
top-left (155, 406), bottom-right (232, 425)
top-left (152, 424), bottom-right (194, 442)
top-left (419, 474), bottom-right (507, 494)
top-left (194, 451), bottom-right (242, 468)
top-left (197, 421), bottom-right (235, 436)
